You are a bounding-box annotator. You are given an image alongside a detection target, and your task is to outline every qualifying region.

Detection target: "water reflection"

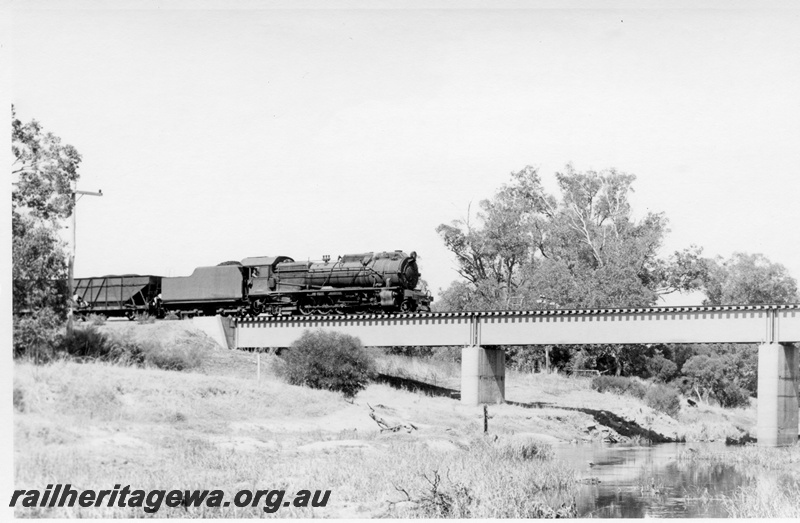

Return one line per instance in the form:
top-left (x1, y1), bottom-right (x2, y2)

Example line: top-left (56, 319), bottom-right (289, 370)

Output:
top-left (553, 443), bottom-right (755, 518)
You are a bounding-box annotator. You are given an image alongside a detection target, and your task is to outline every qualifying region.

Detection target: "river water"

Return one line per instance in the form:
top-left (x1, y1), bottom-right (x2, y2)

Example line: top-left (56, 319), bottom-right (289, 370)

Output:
top-left (552, 443), bottom-right (754, 518)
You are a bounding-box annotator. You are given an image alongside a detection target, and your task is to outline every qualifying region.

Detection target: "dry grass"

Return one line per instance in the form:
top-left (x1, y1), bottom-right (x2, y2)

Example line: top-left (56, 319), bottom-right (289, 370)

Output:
top-left (722, 475), bottom-right (800, 518)
top-left (13, 324), bottom-right (765, 517)
top-left (677, 443), bottom-right (800, 517)
top-left (675, 402), bottom-right (754, 442)
top-left (373, 352), bottom-right (461, 389)
top-left (13, 355), bottom-right (581, 518)
top-left (14, 359), bottom-right (338, 424)
top-left (677, 442), bottom-right (800, 469)
top-left (507, 368), bottom-right (595, 399)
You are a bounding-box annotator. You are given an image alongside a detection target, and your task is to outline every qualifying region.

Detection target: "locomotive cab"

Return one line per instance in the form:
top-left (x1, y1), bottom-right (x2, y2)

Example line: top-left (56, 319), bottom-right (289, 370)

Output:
top-left (241, 256), bottom-right (295, 294)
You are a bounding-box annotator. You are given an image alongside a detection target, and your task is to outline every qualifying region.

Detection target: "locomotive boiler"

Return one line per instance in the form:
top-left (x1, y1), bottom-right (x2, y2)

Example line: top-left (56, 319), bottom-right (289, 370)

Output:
top-left (245, 250), bottom-right (431, 316)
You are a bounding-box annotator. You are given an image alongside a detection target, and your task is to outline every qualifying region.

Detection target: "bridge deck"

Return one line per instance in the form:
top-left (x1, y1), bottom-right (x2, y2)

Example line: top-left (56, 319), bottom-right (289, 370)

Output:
top-left (235, 304), bottom-right (800, 348)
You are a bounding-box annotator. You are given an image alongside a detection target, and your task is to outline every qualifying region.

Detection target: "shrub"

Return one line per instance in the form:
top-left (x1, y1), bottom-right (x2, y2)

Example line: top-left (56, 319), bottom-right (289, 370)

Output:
top-left (104, 332), bottom-right (203, 371)
top-left (86, 313), bottom-right (107, 326)
top-left (646, 355), bottom-right (678, 382)
top-left (385, 346), bottom-right (434, 358)
top-left (278, 330), bottom-right (376, 398)
top-left (715, 382), bottom-right (751, 408)
top-left (135, 313), bottom-right (156, 324)
top-left (13, 309), bottom-right (62, 361)
top-left (140, 340), bottom-right (202, 371)
top-left (430, 346), bottom-right (462, 363)
top-left (164, 311), bottom-right (180, 321)
top-left (13, 386), bottom-right (25, 412)
top-left (105, 333), bottom-right (147, 366)
top-left (493, 437), bottom-right (555, 461)
top-left (570, 349), bottom-right (596, 373)
top-left (645, 383), bottom-right (681, 417)
top-left (509, 346), bottom-right (546, 373)
top-left (57, 326), bottom-right (112, 360)
top-left (681, 354), bottom-right (752, 408)
top-left (591, 375), bottom-right (647, 399)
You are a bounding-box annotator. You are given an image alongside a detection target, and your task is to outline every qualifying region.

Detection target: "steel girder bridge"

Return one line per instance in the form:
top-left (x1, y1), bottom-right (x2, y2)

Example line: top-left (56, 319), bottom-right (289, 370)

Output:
top-left (233, 304), bottom-right (800, 446)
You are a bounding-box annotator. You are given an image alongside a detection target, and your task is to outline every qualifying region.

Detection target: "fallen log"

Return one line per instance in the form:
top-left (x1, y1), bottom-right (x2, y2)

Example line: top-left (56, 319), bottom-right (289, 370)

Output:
top-left (368, 404), bottom-right (418, 433)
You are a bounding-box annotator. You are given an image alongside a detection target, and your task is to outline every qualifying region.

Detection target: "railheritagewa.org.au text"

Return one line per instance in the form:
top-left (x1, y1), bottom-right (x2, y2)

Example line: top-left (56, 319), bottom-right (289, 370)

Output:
top-left (10, 484), bottom-right (331, 514)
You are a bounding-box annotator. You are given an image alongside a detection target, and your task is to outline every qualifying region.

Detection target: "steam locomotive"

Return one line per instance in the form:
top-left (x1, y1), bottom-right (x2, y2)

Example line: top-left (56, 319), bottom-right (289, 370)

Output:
top-left (72, 250), bottom-right (432, 319)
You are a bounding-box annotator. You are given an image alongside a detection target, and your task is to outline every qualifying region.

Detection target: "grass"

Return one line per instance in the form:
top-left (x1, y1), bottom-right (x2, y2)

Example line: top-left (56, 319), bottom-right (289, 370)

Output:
top-left (86, 313), bottom-right (106, 326)
top-left (13, 325), bottom-right (773, 517)
top-left (591, 375), bottom-right (647, 399)
top-left (677, 443), bottom-right (800, 469)
top-left (675, 402), bottom-right (754, 443)
top-left (135, 312), bottom-right (156, 324)
top-left (387, 437), bottom-right (577, 518)
top-left (722, 475), bottom-right (800, 518)
top-left (509, 368), bottom-right (595, 397)
top-left (373, 352), bottom-right (461, 388)
top-left (13, 356), bottom-right (581, 518)
top-left (678, 443), bottom-right (800, 517)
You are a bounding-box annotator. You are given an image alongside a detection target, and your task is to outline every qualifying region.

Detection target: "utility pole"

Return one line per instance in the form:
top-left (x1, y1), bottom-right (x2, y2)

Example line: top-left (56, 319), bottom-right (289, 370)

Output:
top-left (67, 187), bottom-right (103, 334)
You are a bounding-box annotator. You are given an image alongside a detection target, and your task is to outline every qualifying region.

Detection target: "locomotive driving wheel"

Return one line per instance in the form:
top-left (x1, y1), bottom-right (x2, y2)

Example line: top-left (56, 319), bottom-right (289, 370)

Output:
top-left (400, 299), bottom-right (417, 313)
top-left (316, 297), bottom-right (335, 316)
top-left (297, 297), bottom-right (314, 316)
top-left (250, 299), bottom-right (265, 316)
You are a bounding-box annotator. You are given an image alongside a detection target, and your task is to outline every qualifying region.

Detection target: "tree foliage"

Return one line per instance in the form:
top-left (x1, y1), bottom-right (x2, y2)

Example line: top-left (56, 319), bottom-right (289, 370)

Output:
top-left (645, 383), bottom-right (681, 417)
top-left (12, 212), bottom-right (69, 315)
top-left (703, 252), bottom-right (798, 305)
top-left (433, 163), bottom-right (798, 409)
top-left (674, 252), bottom-right (798, 408)
top-left (435, 164), bottom-right (709, 377)
top-left (11, 108), bottom-right (80, 318)
top-left (436, 164), bottom-right (707, 311)
top-left (680, 352), bottom-right (751, 408)
top-left (12, 106), bottom-right (81, 221)
top-left (12, 309), bottom-right (63, 361)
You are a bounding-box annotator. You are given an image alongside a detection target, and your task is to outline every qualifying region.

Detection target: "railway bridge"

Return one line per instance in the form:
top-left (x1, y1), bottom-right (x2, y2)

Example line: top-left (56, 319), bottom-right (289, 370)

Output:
top-left (233, 304), bottom-right (800, 446)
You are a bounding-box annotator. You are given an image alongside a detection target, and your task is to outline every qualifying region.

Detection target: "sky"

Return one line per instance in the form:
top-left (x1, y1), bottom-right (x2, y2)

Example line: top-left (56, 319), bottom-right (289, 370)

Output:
top-left (7, 1), bottom-right (800, 306)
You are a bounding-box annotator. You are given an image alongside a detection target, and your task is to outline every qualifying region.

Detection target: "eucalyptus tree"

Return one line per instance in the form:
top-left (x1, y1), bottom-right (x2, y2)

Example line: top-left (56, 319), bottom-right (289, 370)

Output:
top-left (11, 107), bottom-right (81, 316)
top-left (437, 164), bottom-right (706, 311)
top-left (702, 252), bottom-right (798, 305)
top-left (436, 164), bottom-right (708, 375)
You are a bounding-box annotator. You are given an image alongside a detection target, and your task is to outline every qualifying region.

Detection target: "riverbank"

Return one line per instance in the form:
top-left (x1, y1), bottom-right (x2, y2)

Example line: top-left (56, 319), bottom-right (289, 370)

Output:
top-left (12, 321), bottom-right (763, 517)
top-left (375, 351), bottom-right (756, 444)
top-left (677, 443), bottom-right (800, 517)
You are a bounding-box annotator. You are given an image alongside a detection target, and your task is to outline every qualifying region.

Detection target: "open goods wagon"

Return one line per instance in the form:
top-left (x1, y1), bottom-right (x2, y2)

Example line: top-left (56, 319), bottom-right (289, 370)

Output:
top-left (73, 275), bottom-right (161, 320)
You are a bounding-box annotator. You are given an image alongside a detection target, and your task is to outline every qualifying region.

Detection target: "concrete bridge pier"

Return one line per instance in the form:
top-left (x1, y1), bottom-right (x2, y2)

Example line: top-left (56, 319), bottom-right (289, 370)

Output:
top-left (461, 346), bottom-right (505, 405)
top-left (757, 342), bottom-right (799, 446)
